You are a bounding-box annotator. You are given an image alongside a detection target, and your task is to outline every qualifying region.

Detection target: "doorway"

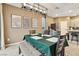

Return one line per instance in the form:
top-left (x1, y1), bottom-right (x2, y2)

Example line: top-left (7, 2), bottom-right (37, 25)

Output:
top-left (59, 20), bottom-right (68, 35)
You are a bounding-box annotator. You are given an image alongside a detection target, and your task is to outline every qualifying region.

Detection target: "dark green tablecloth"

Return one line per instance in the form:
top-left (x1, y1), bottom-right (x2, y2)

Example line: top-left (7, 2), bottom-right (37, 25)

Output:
top-left (23, 35), bottom-right (68, 56)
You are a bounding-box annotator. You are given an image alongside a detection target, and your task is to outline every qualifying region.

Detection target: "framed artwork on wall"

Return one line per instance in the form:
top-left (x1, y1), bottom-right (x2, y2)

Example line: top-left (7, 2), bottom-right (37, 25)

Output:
top-left (11, 15), bottom-right (21, 28)
top-left (32, 17), bottom-right (37, 28)
top-left (23, 16), bottom-right (31, 29)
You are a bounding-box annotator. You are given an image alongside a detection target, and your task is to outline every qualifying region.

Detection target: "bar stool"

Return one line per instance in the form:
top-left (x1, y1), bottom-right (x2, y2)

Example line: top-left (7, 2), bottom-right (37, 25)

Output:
top-left (71, 32), bottom-right (79, 45)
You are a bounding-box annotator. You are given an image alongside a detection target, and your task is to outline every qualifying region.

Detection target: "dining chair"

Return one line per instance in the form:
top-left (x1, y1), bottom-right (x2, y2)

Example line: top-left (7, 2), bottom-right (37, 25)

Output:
top-left (56, 35), bottom-right (66, 56)
top-left (44, 30), bottom-right (49, 35)
top-left (29, 30), bottom-right (36, 34)
top-left (19, 40), bottom-right (41, 56)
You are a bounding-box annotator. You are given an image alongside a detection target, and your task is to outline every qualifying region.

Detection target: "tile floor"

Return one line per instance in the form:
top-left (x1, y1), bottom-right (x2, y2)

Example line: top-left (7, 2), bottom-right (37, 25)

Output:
top-left (65, 41), bottom-right (79, 56)
top-left (0, 44), bottom-right (19, 56)
top-left (0, 41), bottom-right (79, 56)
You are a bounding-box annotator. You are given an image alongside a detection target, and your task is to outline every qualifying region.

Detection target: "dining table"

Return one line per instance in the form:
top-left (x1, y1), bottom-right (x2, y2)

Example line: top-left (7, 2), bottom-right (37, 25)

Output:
top-left (23, 34), bottom-right (68, 56)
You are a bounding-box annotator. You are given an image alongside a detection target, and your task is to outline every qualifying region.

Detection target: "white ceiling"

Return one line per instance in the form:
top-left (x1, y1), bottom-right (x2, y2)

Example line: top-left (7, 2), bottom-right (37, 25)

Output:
top-left (7, 3), bottom-right (79, 17)
top-left (40, 3), bottom-right (79, 17)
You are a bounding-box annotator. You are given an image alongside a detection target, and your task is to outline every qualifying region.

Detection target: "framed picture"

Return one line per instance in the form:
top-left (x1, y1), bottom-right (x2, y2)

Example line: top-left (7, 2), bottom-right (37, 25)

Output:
top-left (23, 16), bottom-right (31, 29)
top-left (11, 15), bottom-right (21, 28)
top-left (32, 17), bottom-right (37, 28)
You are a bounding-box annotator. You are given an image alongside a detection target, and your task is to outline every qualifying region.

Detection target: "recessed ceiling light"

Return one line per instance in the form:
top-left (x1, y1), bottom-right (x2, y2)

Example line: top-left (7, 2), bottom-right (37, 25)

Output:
top-left (43, 11), bottom-right (46, 13)
top-left (24, 3), bottom-right (26, 6)
top-left (69, 10), bottom-right (73, 13)
top-left (55, 14), bottom-right (58, 16)
top-left (35, 8), bottom-right (38, 10)
top-left (39, 9), bottom-right (42, 12)
top-left (29, 6), bottom-right (33, 9)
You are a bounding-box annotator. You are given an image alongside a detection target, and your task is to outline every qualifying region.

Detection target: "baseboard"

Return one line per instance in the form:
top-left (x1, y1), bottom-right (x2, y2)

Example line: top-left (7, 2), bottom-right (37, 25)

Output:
top-left (5, 41), bottom-right (24, 47)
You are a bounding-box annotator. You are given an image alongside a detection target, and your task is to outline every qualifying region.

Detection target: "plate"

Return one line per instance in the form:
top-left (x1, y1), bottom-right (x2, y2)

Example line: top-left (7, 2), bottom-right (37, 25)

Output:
top-left (46, 37), bottom-right (58, 42)
top-left (42, 34), bottom-right (52, 37)
top-left (31, 36), bottom-right (42, 40)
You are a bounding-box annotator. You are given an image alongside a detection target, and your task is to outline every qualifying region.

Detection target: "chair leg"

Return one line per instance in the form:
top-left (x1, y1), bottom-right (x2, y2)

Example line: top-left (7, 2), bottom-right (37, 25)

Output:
top-left (71, 36), bottom-right (73, 41)
top-left (67, 33), bottom-right (69, 40)
top-left (77, 36), bottom-right (78, 45)
top-left (61, 47), bottom-right (64, 56)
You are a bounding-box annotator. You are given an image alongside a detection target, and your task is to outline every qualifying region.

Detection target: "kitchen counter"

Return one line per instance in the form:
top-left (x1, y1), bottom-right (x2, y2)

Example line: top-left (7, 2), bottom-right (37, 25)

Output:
top-left (68, 30), bottom-right (79, 41)
top-left (68, 30), bottom-right (79, 32)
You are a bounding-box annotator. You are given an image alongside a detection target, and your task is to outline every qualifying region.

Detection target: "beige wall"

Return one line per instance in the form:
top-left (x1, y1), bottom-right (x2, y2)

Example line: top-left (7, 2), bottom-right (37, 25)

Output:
top-left (0, 4), bottom-right (2, 13)
top-left (0, 4), bottom-right (1, 47)
top-left (0, 5), bottom-right (1, 13)
top-left (54, 16), bottom-right (79, 30)
top-left (55, 16), bottom-right (79, 29)
top-left (54, 17), bottom-right (70, 31)
top-left (0, 4), bottom-right (1, 13)
top-left (46, 16), bottom-right (55, 29)
top-left (70, 16), bottom-right (79, 27)
top-left (54, 16), bottom-right (79, 34)
top-left (3, 4), bottom-right (42, 44)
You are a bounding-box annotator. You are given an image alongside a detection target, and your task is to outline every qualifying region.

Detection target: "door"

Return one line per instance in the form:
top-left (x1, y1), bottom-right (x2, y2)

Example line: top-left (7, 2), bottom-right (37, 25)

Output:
top-left (59, 21), bottom-right (68, 35)
top-left (42, 15), bottom-right (46, 34)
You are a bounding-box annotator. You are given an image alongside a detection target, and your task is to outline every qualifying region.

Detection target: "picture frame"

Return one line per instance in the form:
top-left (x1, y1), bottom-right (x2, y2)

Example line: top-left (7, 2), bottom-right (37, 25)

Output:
top-left (23, 16), bottom-right (31, 29)
top-left (11, 15), bottom-right (21, 28)
top-left (32, 17), bottom-right (37, 28)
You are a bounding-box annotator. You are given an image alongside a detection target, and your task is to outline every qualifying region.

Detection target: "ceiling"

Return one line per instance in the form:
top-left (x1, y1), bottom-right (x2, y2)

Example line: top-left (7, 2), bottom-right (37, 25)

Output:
top-left (40, 3), bottom-right (79, 17)
top-left (7, 3), bottom-right (79, 17)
